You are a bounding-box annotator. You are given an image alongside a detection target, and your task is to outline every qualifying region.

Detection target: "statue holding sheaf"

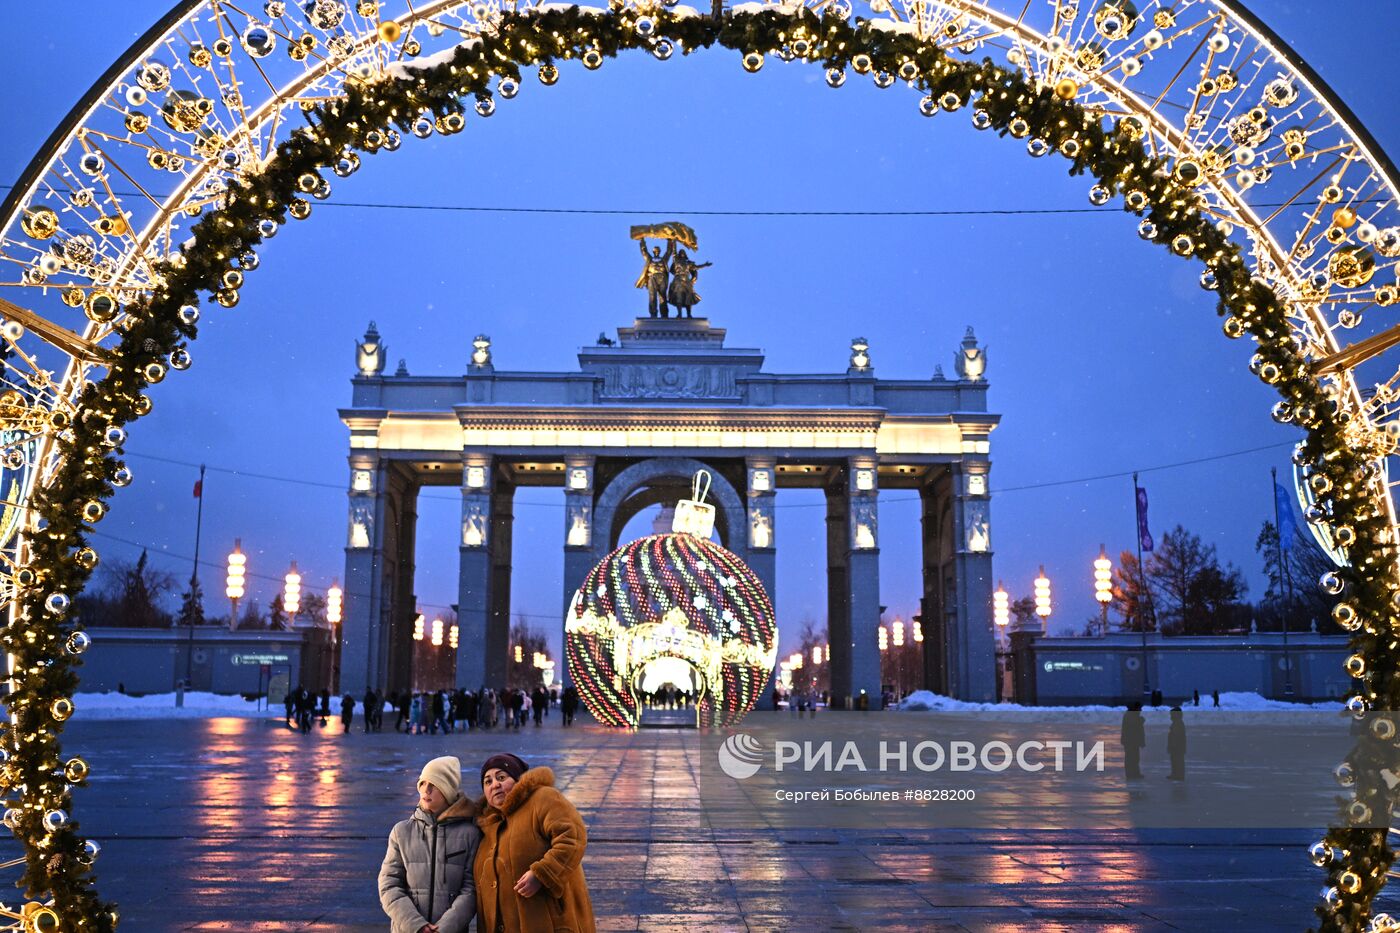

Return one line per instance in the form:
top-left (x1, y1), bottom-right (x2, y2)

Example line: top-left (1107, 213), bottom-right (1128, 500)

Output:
top-left (632, 222), bottom-right (711, 319)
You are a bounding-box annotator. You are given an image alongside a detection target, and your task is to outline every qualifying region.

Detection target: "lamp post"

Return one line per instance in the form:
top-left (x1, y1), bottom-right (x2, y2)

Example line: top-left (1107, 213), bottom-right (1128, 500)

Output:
top-left (892, 617), bottom-right (905, 697)
top-left (993, 582), bottom-right (1010, 702)
top-left (327, 581), bottom-right (342, 692)
top-left (430, 618), bottom-right (445, 689)
top-left (1093, 546), bottom-right (1113, 637)
top-left (282, 561), bottom-right (301, 624)
top-left (1034, 567), bottom-right (1052, 625)
top-left (225, 540), bottom-right (246, 631)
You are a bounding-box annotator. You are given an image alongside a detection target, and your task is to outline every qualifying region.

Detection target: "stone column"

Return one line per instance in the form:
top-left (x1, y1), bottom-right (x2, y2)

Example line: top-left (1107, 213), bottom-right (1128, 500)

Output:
top-left (824, 479), bottom-right (851, 708)
top-left (457, 454), bottom-right (494, 690)
top-left (918, 473), bottom-right (951, 696)
top-left (560, 456), bottom-right (596, 689)
top-left (846, 456), bottom-right (882, 708)
top-left (486, 479), bottom-right (515, 690)
top-left (386, 479), bottom-right (420, 694)
top-left (951, 460), bottom-right (996, 702)
top-left (341, 456), bottom-right (388, 697)
top-left (746, 457), bottom-right (777, 710)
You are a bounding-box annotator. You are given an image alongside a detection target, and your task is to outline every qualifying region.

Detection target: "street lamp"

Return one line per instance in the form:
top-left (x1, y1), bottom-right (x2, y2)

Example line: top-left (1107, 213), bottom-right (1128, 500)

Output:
top-left (225, 540), bottom-right (245, 629)
top-left (514, 644), bottom-right (523, 664)
top-left (431, 618), bottom-right (444, 647)
top-left (878, 626), bottom-right (888, 652)
top-left (993, 583), bottom-right (1010, 628)
top-left (993, 582), bottom-right (1010, 704)
top-left (1034, 567), bottom-right (1052, 624)
top-left (283, 561), bottom-right (301, 622)
top-left (1093, 546), bottom-right (1113, 636)
top-left (449, 624), bottom-right (459, 650)
top-left (812, 645), bottom-right (821, 666)
top-left (413, 614), bottom-right (425, 641)
top-left (326, 580), bottom-right (343, 693)
top-left (327, 581), bottom-right (342, 625)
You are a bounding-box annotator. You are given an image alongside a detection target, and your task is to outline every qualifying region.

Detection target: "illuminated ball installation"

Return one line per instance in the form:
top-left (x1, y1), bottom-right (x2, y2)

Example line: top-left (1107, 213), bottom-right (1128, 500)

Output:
top-left (565, 533), bottom-right (777, 728)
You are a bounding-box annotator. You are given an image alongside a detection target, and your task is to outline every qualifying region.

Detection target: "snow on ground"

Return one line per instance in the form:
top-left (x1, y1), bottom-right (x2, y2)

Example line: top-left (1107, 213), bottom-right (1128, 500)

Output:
top-left (67, 691), bottom-right (274, 720)
top-left (45, 689), bottom-right (1344, 722)
top-left (896, 689), bottom-right (1343, 713)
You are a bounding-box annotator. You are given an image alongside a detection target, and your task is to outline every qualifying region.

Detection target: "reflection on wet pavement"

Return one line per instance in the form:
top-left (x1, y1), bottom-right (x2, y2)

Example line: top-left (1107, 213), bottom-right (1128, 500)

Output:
top-left (3, 715), bottom-right (1327, 931)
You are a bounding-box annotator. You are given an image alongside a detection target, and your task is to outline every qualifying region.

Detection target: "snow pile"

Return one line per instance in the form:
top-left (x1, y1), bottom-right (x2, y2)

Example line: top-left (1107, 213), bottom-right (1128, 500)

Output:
top-left (385, 37), bottom-right (482, 79)
top-left (896, 689), bottom-right (1342, 713)
top-left (731, 1), bottom-right (803, 14)
top-left (67, 691), bottom-right (273, 721)
top-left (866, 18), bottom-right (919, 35)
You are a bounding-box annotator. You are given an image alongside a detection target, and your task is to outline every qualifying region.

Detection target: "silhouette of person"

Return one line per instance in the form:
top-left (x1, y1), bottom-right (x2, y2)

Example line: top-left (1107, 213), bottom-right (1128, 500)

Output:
top-left (1167, 707), bottom-right (1186, 780)
top-left (1120, 703), bottom-right (1146, 780)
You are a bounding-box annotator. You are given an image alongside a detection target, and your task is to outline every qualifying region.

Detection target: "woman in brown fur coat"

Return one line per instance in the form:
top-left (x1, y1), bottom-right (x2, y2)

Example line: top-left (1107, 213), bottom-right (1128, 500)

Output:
top-left (474, 753), bottom-right (595, 933)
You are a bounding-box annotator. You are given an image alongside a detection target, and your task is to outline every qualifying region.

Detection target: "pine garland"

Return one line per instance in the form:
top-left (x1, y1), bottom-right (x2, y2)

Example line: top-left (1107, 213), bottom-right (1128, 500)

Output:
top-left (3, 6), bottom-right (1392, 929)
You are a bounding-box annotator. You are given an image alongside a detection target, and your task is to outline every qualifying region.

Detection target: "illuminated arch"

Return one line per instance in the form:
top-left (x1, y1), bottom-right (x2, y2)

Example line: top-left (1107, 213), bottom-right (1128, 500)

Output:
top-left (0, 1), bottom-right (1396, 928)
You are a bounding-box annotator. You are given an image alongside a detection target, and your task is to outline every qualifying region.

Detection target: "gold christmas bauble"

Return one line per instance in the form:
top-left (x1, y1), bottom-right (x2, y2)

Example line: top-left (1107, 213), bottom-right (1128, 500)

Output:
top-left (1328, 246), bottom-right (1376, 289)
top-left (20, 206), bottom-right (59, 241)
top-left (378, 20), bottom-right (402, 43)
top-left (1053, 78), bottom-right (1078, 100)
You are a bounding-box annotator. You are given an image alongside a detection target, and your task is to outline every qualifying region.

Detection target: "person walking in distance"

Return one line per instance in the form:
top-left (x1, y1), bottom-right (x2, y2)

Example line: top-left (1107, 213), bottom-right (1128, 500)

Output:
top-left (1166, 707), bottom-right (1187, 781)
top-left (1120, 703), bottom-right (1146, 780)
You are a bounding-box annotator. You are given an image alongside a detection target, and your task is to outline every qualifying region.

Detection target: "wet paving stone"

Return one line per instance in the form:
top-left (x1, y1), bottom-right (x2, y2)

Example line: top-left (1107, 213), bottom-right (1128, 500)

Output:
top-left (0, 715), bottom-right (1339, 931)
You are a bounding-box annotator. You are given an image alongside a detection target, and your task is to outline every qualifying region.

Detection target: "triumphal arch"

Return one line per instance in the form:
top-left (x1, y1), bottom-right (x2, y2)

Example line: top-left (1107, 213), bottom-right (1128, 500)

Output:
top-left (339, 229), bottom-right (999, 703)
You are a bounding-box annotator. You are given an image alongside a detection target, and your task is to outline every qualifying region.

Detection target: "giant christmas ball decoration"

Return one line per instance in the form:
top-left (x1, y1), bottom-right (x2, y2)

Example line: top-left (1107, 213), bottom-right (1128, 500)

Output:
top-left (566, 533), bottom-right (777, 728)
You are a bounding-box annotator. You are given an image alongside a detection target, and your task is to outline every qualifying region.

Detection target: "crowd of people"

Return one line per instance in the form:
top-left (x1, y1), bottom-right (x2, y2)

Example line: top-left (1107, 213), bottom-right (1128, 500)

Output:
top-left (283, 684), bottom-right (583, 734)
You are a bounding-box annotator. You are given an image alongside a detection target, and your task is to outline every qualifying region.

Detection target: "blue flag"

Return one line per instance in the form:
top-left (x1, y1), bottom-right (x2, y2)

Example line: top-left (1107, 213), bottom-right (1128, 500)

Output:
top-left (1275, 482), bottom-right (1298, 552)
top-left (1135, 486), bottom-right (1154, 552)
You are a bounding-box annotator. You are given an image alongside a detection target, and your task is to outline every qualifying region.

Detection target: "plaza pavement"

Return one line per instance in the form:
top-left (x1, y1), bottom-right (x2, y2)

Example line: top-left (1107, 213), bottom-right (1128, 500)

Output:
top-left (4, 712), bottom-right (1341, 931)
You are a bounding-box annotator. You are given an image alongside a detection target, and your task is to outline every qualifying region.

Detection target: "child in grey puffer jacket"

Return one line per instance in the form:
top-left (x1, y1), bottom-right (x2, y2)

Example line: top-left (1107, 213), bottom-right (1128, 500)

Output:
top-left (379, 756), bottom-right (481, 933)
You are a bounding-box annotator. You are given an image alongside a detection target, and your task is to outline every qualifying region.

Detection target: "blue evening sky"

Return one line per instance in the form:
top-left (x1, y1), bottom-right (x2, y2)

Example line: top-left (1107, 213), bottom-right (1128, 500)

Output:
top-left (1, 2), bottom-right (1396, 665)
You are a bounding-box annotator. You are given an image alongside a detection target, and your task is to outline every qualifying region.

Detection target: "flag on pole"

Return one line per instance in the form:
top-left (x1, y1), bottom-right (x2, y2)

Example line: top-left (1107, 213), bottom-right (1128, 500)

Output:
top-left (193, 479), bottom-right (203, 499)
top-left (1135, 485), bottom-right (1154, 552)
top-left (1274, 481), bottom-right (1298, 552)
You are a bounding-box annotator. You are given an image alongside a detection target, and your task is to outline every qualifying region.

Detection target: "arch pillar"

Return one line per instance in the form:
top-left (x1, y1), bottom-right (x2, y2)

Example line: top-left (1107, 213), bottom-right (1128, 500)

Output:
top-left (826, 455), bottom-right (882, 709)
top-left (746, 456), bottom-right (778, 710)
top-left (457, 453), bottom-right (514, 690)
top-left (560, 455), bottom-right (596, 689)
top-left (342, 450), bottom-right (419, 696)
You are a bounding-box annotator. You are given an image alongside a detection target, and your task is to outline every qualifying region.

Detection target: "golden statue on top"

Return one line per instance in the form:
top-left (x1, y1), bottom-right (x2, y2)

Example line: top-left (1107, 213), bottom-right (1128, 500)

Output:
top-left (632, 222), bottom-right (713, 319)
